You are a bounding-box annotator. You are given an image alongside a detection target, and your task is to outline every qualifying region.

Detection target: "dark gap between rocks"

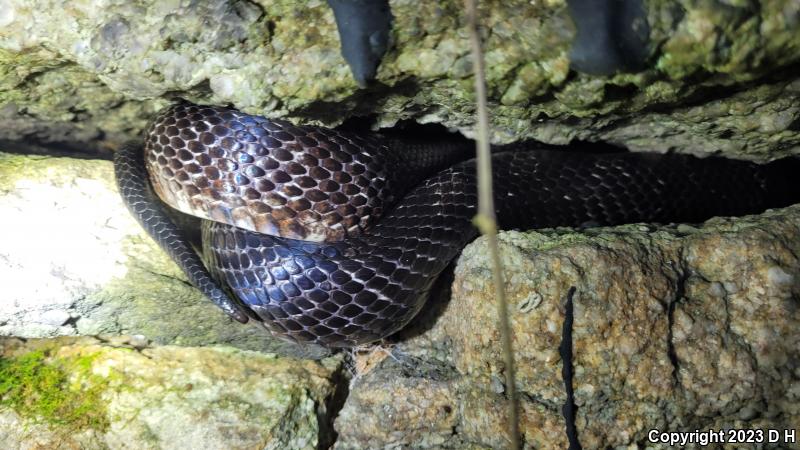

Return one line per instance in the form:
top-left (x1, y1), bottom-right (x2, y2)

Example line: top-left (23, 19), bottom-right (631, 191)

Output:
top-left (560, 286), bottom-right (581, 450)
top-left (317, 359), bottom-right (351, 450)
top-left (0, 139), bottom-right (114, 160)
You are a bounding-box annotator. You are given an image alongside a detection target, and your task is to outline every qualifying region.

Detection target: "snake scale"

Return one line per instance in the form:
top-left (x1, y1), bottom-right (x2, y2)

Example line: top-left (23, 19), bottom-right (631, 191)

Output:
top-left (114, 102), bottom-right (800, 347)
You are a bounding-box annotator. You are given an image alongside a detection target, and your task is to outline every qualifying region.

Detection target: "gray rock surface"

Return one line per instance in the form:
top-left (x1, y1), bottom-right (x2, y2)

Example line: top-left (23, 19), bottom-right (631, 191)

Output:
top-left (1, 1), bottom-right (799, 448)
top-left (1, 1), bottom-right (800, 159)
top-left (334, 206), bottom-right (800, 448)
top-left (0, 336), bottom-right (344, 449)
top-left (0, 151), bottom-right (329, 359)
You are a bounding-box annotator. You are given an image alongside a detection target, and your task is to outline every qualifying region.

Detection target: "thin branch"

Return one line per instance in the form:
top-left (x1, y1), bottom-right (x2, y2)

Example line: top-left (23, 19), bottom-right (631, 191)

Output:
top-left (463, 1), bottom-right (521, 449)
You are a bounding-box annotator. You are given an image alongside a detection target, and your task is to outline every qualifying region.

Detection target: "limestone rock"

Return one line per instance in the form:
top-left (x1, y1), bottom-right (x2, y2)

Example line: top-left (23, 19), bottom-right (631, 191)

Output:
top-left (0, 151), bottom-right (329, 359)
top-left (335, 205), bottom-right (800, 448)
top-left (2, 1), bottom-right (800, 448)
top-left (334, 362), bottom-right (461, 449)
top-left (1, 1), bottom-right (799, 158)
top-left (0, 336), bottom-right (344, 449)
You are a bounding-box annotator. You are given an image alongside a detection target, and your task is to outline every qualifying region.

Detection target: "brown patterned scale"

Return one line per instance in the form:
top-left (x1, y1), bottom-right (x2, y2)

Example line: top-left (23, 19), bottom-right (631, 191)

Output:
top-left (145, 103), bottom-right (396, 242)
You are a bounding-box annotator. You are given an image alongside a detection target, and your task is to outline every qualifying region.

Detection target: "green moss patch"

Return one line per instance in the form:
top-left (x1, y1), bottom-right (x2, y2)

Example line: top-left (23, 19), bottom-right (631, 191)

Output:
top-left (0, 348), bottom-right (110, 431)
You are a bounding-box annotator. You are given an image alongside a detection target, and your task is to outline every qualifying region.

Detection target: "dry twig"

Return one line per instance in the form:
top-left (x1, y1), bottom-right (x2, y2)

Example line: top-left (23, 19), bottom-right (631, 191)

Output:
top-left (463, 1), bottom-right (521, 448)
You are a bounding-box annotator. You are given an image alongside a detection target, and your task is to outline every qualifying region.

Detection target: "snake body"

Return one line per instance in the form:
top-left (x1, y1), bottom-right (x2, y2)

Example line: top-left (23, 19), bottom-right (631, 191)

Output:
top-left (115, 102), bottom-right (800, 347)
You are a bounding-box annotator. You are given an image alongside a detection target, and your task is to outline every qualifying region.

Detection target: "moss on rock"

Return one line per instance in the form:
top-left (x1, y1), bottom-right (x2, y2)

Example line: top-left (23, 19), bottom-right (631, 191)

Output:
top-left (0, 337), bottom-right (345, 449)
top-left (0, 346), bottom-right (111, 432)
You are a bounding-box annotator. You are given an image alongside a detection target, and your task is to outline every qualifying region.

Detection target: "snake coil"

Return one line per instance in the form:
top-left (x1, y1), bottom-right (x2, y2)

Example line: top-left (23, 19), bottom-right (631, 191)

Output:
top-left (115, 102), bottom-right (800, 347)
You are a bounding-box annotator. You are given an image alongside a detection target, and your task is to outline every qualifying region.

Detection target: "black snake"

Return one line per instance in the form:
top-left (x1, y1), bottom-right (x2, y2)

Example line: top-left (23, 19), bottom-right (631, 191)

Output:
top-left (114, 102), bottom-right (800, 347)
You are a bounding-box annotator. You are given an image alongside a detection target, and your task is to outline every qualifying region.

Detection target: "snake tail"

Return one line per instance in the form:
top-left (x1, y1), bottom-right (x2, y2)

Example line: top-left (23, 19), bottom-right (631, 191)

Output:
top-left (114, 142), bottom-right (250, 323)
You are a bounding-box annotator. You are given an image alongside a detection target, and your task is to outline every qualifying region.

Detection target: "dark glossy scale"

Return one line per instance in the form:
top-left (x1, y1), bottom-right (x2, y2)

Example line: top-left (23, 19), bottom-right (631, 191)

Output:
top-left (203, 150), bottom-right (800, 347)
top-left (203, 166), bottom-right (480, 346)
top-left (119, 103), bottom-right (800, 348)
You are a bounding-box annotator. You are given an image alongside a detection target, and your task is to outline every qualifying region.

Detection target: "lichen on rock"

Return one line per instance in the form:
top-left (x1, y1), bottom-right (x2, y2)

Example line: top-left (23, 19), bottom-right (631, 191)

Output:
top-left (1, 1), bottom-right (799, 158)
